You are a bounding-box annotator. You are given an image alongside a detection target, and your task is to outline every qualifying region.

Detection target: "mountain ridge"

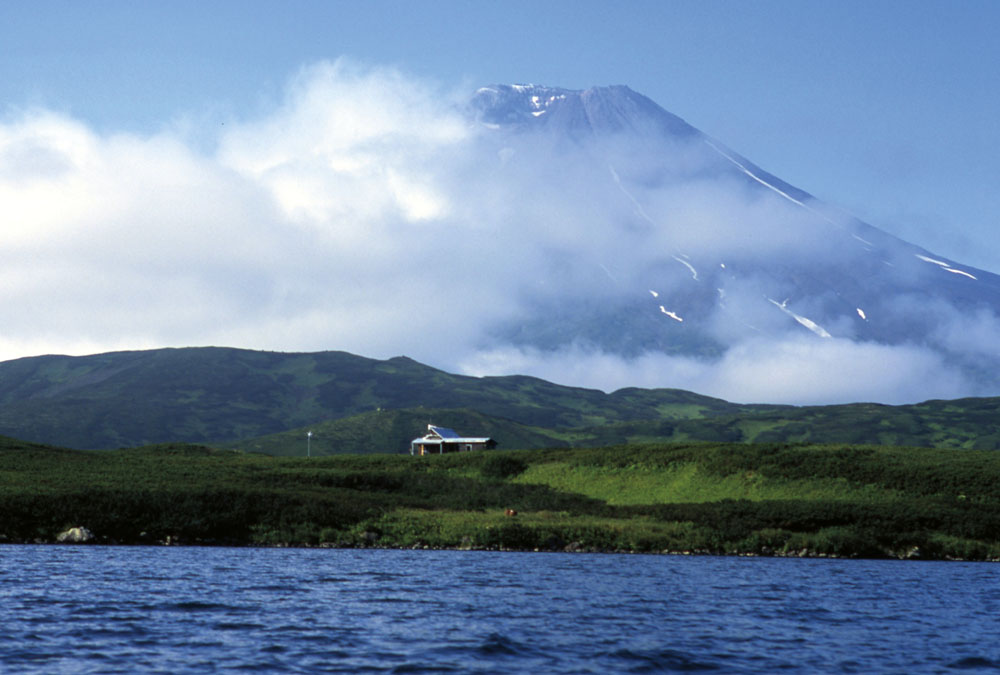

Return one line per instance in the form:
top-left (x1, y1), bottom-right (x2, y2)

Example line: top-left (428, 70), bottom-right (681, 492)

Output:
top-left (458, 83), bottom-right (1000, 400)
top-left (0, 346), bottom-right (746, 449)
top-left (1, 346), bottom-right (998, 452)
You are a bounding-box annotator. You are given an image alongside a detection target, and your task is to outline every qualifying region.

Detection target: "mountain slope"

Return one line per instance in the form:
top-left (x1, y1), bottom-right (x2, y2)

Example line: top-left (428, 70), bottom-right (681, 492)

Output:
top-left (231, 397), bottom-right (1000, 457)
top-left (226, 408), bottom-right (566, 456)
top-left (2, 347), bottom-right (1000, 452)
top-left (0, 347), bottom-right (746, 449)
top-left (466, 85), bottom-right (1000, 391)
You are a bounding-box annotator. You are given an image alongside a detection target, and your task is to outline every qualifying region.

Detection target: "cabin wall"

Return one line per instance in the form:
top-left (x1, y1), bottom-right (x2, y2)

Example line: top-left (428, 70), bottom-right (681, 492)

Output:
top-left (414, 441), bottom-right (493, 455)
top-left (411, 437), bottom-right (496, 455)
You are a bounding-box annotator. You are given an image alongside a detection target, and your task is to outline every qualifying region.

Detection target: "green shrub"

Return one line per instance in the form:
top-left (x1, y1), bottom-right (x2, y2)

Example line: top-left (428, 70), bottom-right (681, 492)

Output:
top-left (3, 440), bottom-right (1000, 558)
top-left (480, 454), bottom-right (528, 480)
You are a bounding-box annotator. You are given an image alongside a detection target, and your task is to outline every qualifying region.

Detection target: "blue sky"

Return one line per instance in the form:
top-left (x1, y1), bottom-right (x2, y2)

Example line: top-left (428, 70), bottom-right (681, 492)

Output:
top-left (2, 1), bottom-right (999, 403)
top-left (4, 0), bottom-right (998, 268)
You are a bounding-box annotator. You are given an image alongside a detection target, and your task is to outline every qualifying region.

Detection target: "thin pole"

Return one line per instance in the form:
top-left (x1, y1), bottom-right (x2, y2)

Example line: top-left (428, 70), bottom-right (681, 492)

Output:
top-left (307, 430), bottom-right (313, 457)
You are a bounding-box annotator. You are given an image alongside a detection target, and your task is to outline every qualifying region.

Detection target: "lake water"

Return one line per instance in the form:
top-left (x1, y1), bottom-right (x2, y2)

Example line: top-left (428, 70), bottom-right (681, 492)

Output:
top-left (1, 546), bottom-right (998, 673)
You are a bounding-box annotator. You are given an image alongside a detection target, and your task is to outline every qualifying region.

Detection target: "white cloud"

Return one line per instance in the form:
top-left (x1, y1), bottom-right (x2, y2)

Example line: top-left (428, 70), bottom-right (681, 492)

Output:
top-left (1, 60), bottom-right (997, 406)
top-left (459, 336), bottom-right (968, 406)
top-left (218, 60), bottom-right (467, 228)
top-left (930, 307), bottom-right (1000, 360)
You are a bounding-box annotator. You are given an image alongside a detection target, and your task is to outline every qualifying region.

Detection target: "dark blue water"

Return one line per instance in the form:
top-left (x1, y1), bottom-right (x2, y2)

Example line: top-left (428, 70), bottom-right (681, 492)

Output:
top-left (2, 546), bottom-right (999, 673)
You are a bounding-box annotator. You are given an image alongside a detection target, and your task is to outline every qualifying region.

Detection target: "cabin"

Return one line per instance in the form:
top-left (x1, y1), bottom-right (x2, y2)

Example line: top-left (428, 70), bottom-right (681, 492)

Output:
top-left (410, 424), bottom-right (497, 455)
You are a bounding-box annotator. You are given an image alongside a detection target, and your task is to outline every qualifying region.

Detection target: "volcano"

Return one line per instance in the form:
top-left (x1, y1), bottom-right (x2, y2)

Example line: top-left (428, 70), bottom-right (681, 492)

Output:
top-left (462, 84), bottom-right (1000, 389)
top-left (5, 72), bottom-right (997, 405)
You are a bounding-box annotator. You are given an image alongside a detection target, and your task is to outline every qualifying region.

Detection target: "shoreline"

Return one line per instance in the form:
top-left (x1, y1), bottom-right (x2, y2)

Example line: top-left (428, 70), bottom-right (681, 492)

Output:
top-left (2, 537), bottom-right (993, 562)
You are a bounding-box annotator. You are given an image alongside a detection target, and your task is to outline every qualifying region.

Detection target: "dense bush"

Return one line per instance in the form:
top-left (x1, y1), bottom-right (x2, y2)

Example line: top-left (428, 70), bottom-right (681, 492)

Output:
top-left (2, 440), bottom-right (1000, 559)
top-left (479, 454), bottom-right (528, 480)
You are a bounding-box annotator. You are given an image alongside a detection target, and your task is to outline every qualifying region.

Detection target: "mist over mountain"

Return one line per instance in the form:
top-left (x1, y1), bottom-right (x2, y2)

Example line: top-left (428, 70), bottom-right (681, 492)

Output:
top-left (2, 61), bottom-right (998, 404)
top-left (459, 83), bottom-right (1000, 401)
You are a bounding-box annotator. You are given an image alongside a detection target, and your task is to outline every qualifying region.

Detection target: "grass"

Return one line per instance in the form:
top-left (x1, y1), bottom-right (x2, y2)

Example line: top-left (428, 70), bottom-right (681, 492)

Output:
top-left (8, 347), bottom-right (1000, 454)
top-left (514, 461), bottom-right (902, 505)
top-left (2, 438), bottom-right (1000, 560)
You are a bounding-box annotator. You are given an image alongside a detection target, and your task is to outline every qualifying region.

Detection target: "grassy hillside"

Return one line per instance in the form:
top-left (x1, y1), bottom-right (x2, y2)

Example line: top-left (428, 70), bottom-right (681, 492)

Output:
top-left (2, 437), bottom-right (998, 560)
top-left (2, 347), bottom-right (999, 452)
top-left (227, 408), bottom-right (567, 456)
top-left (0, 348), bottom-right (740, 449)
top-left (519, 398), bottom-right (1000, 450)
top-left (230, 399), bottom-right (1000, 457)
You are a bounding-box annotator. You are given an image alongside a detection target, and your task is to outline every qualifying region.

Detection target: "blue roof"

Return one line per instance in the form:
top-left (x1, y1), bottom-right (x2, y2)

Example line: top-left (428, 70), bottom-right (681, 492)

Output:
top-left (410, 424), bottom-right (494, 445)
top-left (428, 425), bottom-right (461, 439)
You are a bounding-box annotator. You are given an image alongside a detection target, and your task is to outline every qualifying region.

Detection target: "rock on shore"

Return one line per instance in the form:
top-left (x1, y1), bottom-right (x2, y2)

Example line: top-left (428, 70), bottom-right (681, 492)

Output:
top-left (56, 526), bottom-right (95, 543)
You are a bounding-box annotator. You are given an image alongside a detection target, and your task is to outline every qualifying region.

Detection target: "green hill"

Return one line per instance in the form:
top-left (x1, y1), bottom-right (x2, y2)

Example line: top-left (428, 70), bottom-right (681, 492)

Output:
top-left (2, 347), bottom-right (999, 452)
top-left (0, 347), bottom-right (761, 449)
top-left (543, 398), bottom-right (1000, 450)
top-left (228, 398), bottom-right (1000, 457)
top-left (227, 408), bottom-right (566, 456)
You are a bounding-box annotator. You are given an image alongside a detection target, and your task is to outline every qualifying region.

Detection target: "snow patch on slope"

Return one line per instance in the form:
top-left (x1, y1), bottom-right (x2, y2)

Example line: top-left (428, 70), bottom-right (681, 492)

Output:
top-left (946, 268), bottom-right (978, 280)
top-left (768, 299), bottom-right (833, 338)
top-left (660, 306), bottom-right (683, 322)
top-left (609, 165), bottom-right (657, 227)
top-left (672, 255), bottom-right (699, 281)
top-left (703, 140), bottom-right (811, 210)
top-left (916, 254), bottom-right (978, 280)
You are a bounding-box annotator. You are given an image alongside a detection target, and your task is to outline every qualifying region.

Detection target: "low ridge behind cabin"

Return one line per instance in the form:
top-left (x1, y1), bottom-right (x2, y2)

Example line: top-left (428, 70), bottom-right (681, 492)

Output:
top-left (410, 424), bottom-right (497, 455)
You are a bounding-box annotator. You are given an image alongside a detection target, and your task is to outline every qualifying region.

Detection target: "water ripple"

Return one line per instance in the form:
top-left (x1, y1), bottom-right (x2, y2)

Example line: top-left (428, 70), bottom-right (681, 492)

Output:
top-left (1, 547), bottom-right (999, 672)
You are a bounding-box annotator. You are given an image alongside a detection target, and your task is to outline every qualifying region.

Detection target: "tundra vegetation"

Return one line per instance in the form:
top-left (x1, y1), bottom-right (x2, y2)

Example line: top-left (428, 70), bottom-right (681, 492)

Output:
top-left (4, 347), bottom-right (1000, 452)
top-left (2, 435), bottom-right (999, 560)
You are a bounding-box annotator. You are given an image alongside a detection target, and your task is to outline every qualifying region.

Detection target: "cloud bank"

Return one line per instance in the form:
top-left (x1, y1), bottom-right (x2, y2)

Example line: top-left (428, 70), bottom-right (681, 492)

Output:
top-left (1, 60), bottom-right (996, 405)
